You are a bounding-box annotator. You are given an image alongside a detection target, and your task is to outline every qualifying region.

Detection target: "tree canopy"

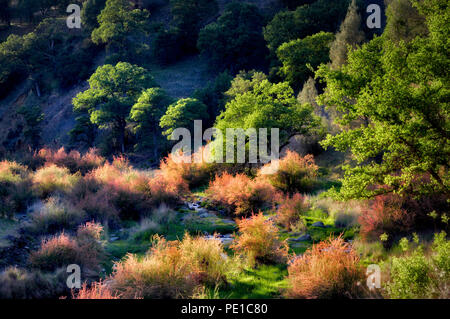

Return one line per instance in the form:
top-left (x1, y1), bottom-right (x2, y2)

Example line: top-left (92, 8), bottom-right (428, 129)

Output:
top-left (317, 0), bottom-right (449, 200)
top-left (73, 62), bottom-right (155, 153)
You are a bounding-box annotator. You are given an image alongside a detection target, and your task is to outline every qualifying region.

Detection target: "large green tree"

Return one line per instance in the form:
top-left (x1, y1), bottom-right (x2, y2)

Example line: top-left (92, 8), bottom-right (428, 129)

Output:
top-left (316, 0), bottom-right (449, 200)
top-left (160, 98), bottom-right (209, 138)
top-left (215, 71), bottom-right (320, 155)
top-left (130, 88), bottom-right (174, 156)
top-left (91, 0), bottom-right (149, 61)
top-left (73, 62), bottom-right (155, 153)
top-left (277, 31), bottom-right (334, 90)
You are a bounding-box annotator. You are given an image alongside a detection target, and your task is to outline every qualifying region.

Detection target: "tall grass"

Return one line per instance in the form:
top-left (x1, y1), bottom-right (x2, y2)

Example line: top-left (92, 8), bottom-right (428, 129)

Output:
top-left (286, 236), bottom-right (365, 299)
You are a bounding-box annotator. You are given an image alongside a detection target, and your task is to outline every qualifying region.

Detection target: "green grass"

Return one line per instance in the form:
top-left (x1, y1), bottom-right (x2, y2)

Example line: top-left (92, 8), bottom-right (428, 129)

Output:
top-left (219, 264), bottom-right (288, 299)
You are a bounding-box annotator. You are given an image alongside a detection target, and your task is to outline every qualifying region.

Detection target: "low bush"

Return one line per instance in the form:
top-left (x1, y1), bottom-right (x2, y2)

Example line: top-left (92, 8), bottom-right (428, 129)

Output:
top-left (232, 212), bottom-right (289, 266)
top-left (0, 267), bottom-right (69, 299)
top-left (110, 234), bottom-right (236, 299)
top-left (207, 173), bottom-right (278, 216)
top-left (0, 160), bottom-right (32, 218)
top-left (159, 149), bottom-right (213, 189)
top-left (27, 197), bottom-right (86, 235)
top-left (275, 193), bottom-right (308, 231)
top-left (259, 151), bottom-right (318, 194)
top-left (88, 157), bottom-right (152, 220)
top-left (286, 236), bottom-right (365, 299)
top-left (386, 232), bottom-right (449, 299)
top-left (35, 148), bottom-right (105, 174)
top-left (29, 222), bottom-right (105, 273)
top-left (359, 194), bottom-right (414, 242)
top-left (32, 164), bottom-right (80, 198)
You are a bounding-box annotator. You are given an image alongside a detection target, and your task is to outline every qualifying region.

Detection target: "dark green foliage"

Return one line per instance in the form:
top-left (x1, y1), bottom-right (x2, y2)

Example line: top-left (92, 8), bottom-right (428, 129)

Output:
top-left (170, 0), bottom-right (219, 53)
top-left (197, 2), bottom-right (267, 72)
top-left (130, 88), bottom-right (174, 155)
top-left (160, 98), bottom-right (209, 138)
top-left (281, 0), bottom-right (316, 10)
top-left (153, 26), bottom-right (184, 65)
top-left (277, 31), bottom-right (334, 90)
top-left (264, 0), bottom-right (349, 52)
top-left (17, 100), bottom-right (44, 149)
top-left (193, 71), bottom-right (233, 127)
top-left (317, 0), bottom-right (449, 199)
top-left (91, 0), bottom-right (150, 62)
top-left (0, 0), bottom-right (12, 25)
top-left (81, 0), bottom-right (106, 31)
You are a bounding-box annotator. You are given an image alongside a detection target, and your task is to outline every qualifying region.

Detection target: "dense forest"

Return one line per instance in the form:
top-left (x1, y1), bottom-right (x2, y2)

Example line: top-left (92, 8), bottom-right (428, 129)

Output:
top-left (0, 0), bottom-right (448, 300)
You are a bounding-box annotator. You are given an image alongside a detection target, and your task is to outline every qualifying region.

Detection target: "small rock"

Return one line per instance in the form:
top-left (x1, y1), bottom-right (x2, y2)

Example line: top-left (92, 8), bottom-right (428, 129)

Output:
top-left (290, 234), bottom-right (312, 242)
top-left (311, 221), bottom-right (325, 228)
top-left (109, 236), bottom-right (119, 242)
top-left (221, 219), bottom-right (236, 225)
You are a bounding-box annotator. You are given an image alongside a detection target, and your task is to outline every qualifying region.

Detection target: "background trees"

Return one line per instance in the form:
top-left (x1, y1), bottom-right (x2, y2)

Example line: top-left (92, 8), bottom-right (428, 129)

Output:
top-left (91, 0), bottom-right (150, 62)
top-left (197, 2), bottom-right (267, 72)
top-left (130, 88), bottom-right (173, 156)
top-left (329, 0), bottom-right (365, 70)
top-left (73, 62), bottom-right (155, 153)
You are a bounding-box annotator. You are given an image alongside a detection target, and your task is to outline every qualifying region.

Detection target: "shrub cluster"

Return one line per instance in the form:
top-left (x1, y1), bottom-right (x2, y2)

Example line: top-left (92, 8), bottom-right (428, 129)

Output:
top-left (286, 236), bottom-right (365, 299)
top-left (259, 151), bottom-right (318, 194)
top-left (29, 222), bottom-right (105, 274)
top-left (358, 194), bottom-right (415, 242)
top-left (386, 232), bottom-right (449, 299)
top-left (0, 267), bottom-right (69, 299)
top-left (207, 173), bottom-right (278, 216)
top-left (275, 193), bottom-right (308, 232)
top-left (108, 234), bottom-right (238, 298)
top-left (35, 148), bottom-right (105, 174)
top-left (0, 160), bottom-right (32, 218)
top-left (232, 212), bottom-right (289, 266)
top-left (32, 164), bottom-right (80, 199)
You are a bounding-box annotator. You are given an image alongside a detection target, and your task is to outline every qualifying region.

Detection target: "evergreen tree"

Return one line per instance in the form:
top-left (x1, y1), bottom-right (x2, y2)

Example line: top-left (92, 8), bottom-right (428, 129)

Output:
top-left (330, 0), bottom-right (365, 70)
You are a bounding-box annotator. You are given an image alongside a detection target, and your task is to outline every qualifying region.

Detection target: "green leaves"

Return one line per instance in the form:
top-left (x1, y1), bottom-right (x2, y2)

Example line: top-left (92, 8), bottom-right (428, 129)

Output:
top-left (317, 3), bottom-right (449, 199)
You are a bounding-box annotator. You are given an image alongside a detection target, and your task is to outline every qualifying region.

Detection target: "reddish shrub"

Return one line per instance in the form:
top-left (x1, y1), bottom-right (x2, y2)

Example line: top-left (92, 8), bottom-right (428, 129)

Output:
top-left (286, 236), bottom-right (365, 299)
top-left (29, 222), bottom-right (105, 273)
top-left (29, 233), bottom-right (79, 271)
top-left (73, 281), bottom-right (120, 299)
top-left (232, 212), bottom-right (289, 265)
top-left (359, 194), bottom-right (415, 241)
top-left (159, 148), bottom-right (213, 189)
top-left (36, 148), bottom-right (105, 174)
top-left (259, 151), bottom-right (318, 194)
top-left (207, 173), bottom-right (278, 216)
top-left (276, 193), bottom-right (308, 231)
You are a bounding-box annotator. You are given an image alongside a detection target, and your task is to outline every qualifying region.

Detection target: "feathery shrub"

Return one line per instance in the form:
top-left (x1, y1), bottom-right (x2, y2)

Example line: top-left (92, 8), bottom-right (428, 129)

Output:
top-left (286, 236), bottom-right (364, 299)
top-left (232, 212), bottom-right (289, 266)
top-left (207, 173), bottom-right (278, 216)
top-left (259, 151), bottom-right (318, 194)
